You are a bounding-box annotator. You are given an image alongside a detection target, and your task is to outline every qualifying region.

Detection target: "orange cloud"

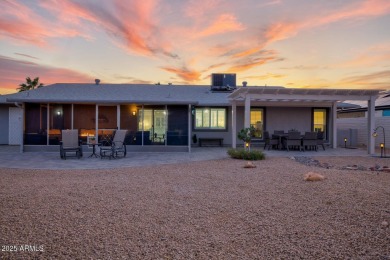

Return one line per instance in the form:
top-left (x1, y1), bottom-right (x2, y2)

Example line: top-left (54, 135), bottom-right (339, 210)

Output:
top-left (0, 55), bottom-right (92, 94)
top-left (340, 70), bottom-right (390, 86)
top-left (196, 14), bottom-right (245, 38)
top-left (227, 56), bottom-right (278, 73)
top-left (246, 73), bottom-right (286, 80)
top-left (264, 22), bottom-right (300, 43)
top-left (160, 66), bottom-right (201, 82)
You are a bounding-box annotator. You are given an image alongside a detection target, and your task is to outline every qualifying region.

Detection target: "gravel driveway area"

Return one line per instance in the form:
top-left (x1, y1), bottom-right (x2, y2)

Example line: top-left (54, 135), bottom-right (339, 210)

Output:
top-left (1, 157), bottom-right (389, 259)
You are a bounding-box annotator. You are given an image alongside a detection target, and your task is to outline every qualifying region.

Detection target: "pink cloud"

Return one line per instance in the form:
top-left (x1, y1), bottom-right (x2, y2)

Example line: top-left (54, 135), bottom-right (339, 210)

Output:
top-left (0, 55), bottom-right (92, 94)
top-left (307, 0), bottom-right (390, 28)
top-left (196, 14), bottom-right (245, 38)
top-left (0, 0), bottom-right (87, 47)
top-left (230, 0), bottom-right (390, 62)
top-left (184, 0), bottom-right (222, 18)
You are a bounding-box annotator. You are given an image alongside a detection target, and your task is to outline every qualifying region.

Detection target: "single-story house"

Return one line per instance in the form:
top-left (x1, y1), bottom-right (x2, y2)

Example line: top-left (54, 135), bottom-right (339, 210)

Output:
top-left (3, 79), bottom-right (382, 154)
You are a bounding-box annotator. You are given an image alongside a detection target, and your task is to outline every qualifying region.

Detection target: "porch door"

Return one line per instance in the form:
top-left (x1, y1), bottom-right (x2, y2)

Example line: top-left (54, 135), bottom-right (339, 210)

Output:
top-left (153, 110), bottom-right (166, 142)
top-left (138, 109), bottom-right (166, 144)
top-left (250, 109), bottom-right (264, 139)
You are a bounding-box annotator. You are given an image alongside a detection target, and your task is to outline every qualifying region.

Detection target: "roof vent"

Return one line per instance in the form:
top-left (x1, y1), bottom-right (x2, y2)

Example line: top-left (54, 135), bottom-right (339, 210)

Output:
top-left (242, 81), bottom-right (247, 87)
top-left (95, 79), bottom-right (100, 85)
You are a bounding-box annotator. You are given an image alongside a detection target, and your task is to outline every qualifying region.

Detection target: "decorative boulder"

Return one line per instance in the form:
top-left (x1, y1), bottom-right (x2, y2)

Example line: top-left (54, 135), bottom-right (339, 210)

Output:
top-left (304, 172), bottom-right (325, 181)
top-left (243, 161), bottom-right (256, 168)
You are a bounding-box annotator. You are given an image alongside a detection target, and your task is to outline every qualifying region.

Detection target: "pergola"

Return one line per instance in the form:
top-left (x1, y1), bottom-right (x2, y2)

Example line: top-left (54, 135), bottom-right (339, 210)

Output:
top-left (228, 87), bottom-right (382, 154)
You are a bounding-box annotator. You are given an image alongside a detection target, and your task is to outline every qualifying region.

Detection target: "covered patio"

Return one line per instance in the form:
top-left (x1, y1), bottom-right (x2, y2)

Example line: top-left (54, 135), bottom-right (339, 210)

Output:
top-left (228, 87), bottom-right (381, 154)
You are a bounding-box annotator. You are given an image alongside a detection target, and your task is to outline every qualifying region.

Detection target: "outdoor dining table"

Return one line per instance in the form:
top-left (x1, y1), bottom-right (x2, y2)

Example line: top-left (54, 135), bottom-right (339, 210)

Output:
top-left (272, 133), bottom-right (288, 150)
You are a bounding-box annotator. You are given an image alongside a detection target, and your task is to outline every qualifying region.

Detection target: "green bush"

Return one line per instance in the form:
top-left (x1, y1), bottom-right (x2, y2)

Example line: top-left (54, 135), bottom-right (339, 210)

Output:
top-left (227, 148), bottom-right (265, 160)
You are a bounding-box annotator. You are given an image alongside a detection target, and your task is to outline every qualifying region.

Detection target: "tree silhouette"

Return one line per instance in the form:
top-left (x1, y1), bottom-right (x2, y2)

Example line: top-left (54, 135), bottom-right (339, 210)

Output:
top-left (17, 77), bottom-right (44, 92)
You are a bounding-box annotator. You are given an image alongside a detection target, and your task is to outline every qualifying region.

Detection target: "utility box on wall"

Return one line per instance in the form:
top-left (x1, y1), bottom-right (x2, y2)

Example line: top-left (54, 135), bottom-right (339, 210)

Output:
top-left (337, 128), bottom-right (358, 147)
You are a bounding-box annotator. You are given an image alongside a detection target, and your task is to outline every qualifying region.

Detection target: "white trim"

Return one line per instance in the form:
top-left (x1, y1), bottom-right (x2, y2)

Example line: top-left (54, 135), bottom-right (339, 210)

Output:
top-left (332, 102), bottom-right (337, 149)
top-left (188, 104), bottom-right (191, 153)
top-left (47, 103), bottom-right (50, 146)
top-left (368, 96), bottom-right (375, 154)
top-left (95, 104), bottom-right (99, 141)
top-left (117, 105), bottom-right (120, 130)
top-left (244, 95), bottom-right (250, 128)
top-left (71, 104), bottom-right (74, 129)
top-left (232, 102), bottom-right (237, 148)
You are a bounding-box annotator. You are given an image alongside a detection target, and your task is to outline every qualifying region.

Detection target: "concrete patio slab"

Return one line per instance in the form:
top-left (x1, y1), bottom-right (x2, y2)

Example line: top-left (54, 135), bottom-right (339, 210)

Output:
top-left (0, 145), bottom-right (376, 170)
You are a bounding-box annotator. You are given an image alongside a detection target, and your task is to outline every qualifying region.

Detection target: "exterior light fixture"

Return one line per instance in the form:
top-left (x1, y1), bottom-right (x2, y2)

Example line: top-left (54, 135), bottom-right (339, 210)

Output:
top-left (380, 143), bottom-right (385, 158)
top-left (132, 111), bottom-right (136, 116)
top-left (373, 126), bottom-right (386, 158)
top-left (344, 138), bottom-right (347, 148)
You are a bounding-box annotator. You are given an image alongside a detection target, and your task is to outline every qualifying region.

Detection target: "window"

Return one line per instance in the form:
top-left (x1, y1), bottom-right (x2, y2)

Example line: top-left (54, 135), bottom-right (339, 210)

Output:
top-left (195, 108), bottom-right (226, 129)
top-left (250, 109), bottom-right (264, 138)
top-left (313, 108), bottom-right (327, 138)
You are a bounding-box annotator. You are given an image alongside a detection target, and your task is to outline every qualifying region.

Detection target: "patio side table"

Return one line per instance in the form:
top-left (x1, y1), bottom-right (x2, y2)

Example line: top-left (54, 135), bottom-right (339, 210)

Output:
top-left (88, 142), bottom-right (101, 158)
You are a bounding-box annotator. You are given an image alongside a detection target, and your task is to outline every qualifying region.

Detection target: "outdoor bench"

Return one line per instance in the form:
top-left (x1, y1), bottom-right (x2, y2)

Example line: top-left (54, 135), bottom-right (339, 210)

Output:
top-left (198, 138), bottom-right (223, 147)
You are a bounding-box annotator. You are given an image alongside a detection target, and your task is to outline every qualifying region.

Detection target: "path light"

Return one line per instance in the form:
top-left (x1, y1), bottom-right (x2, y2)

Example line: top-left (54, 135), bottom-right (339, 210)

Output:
top-left (373, 126), bottom-right (386, 158)
top-left (344, 138), bottom-right (347, 148)
top-left (380, 143), bottom-right (385, 158)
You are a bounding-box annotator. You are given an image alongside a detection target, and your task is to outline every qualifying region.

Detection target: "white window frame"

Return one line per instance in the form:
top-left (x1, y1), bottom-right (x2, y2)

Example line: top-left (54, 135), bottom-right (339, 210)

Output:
top-left (194, 107), bottom-right (227, 130)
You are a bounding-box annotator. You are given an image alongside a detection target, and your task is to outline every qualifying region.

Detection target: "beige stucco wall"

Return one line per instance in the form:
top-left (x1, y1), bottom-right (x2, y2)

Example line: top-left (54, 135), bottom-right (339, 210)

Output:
top-left (266, 107), bottom-right (312, 134)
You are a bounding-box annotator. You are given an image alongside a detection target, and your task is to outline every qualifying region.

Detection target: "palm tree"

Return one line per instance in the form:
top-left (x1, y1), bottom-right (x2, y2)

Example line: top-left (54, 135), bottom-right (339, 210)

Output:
top-left (17, 77), bottom-right (44, 92)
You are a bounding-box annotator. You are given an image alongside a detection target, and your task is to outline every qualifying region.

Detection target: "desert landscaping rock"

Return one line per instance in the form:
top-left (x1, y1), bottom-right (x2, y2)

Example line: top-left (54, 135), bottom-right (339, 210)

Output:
top-left (1, 157), bottom-right (389, 259)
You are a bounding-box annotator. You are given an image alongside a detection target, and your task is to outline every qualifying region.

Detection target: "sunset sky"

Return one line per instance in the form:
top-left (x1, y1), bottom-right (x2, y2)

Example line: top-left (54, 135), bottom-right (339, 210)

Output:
top-left (1, 0), bottom-right (390, 94)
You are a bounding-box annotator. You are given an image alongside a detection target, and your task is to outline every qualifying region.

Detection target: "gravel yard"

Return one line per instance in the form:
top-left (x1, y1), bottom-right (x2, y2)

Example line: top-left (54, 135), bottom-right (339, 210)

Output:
top-left (1, 156), bottom-right (389, 259)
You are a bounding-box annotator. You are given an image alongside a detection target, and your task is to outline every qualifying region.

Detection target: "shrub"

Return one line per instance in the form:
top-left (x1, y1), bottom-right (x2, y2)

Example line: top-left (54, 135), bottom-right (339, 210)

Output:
top-left (227, 148), bottom-right (265, 160)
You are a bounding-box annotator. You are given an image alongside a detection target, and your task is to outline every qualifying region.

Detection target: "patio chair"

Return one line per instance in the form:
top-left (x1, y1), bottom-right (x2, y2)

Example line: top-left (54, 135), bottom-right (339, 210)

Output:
top-left (285, 131), bottom-right (302, 151)
top-left (60, 130), bottom-right (83, 159)
top-left (302, 132), bottom-right (318, 151)
top-left (100, 130), bottom-right (128, 159)
top-left (274, 130), bottom-right (285, 135)
top-left (263, 131), bottom-right (279, 150)
top-left (317, 131), bottom-right (326, 150)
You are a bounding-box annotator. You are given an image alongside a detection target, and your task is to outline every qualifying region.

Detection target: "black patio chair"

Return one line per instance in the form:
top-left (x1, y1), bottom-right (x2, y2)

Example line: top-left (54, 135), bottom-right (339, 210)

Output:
top-left (285, 131), bottom-right (302, 151)
top-left (264, 131), bottom-right (279, 150)
top-left (302, 132), bottom-right (318, 151)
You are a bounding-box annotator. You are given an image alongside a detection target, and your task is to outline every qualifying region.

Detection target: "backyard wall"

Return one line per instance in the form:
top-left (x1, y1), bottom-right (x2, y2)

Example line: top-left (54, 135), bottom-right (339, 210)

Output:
top-left (337, 116), bottom-right (390, 147)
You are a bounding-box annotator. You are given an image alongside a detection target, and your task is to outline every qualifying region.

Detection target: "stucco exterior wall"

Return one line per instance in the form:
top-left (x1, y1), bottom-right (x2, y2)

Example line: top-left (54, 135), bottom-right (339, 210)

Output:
top-left (266, 107), bottom-right (312, 133)
top-left (192, 106), bottom-right (234, 146)
top-left (192, 106), bottom-right (314, 146)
